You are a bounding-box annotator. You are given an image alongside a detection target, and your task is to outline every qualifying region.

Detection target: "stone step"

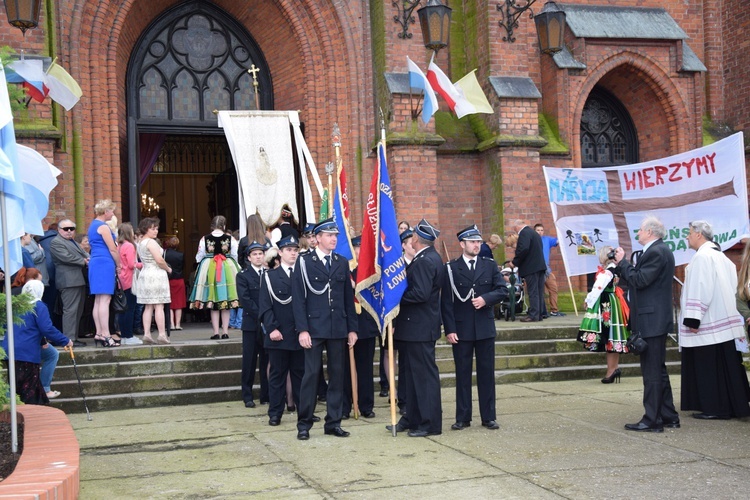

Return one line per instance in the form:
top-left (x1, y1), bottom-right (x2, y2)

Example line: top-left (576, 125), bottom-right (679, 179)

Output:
top-left (49, 362), bottom-right (683, 414)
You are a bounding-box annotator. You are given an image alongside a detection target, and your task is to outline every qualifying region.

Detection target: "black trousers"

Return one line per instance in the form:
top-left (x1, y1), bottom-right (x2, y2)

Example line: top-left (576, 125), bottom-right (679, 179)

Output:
top-left (343, 336), bottom-right (376, 414)
top-left (267, 348), bottom-right (304, 418)
top-left (298, 338), bottom-right (346, 432)
top-left (397, 340), bottom-right (442, 434)
top-left (241, 329), bottom-right (268, 404)
top-left (524, 270), bottom-right (546, 321)
top-left (452, 337), bottom-right (496, 423)
top-left (639, 334), bottom-right (678, 426)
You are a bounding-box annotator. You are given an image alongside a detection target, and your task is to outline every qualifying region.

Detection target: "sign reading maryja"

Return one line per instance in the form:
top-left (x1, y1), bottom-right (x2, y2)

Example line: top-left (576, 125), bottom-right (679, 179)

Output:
top-left (543, 133), bottom-right (748, 277)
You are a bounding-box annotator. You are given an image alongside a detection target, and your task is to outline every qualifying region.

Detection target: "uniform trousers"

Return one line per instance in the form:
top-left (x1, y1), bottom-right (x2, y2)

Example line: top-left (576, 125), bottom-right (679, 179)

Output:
top-left (241, 329), bottom-right (268, 404)
top-left (298, 338), bottom-right (346, 432)
top-left (524, 270), bottom-right (546, 321)
top-left (267, 348), bottom-right (304, 418)
top-left (453, 337), bottom-right (496, 423)
top-left (343, 336), bottom-right (376, 414)
top-left (397, 340), bottom-right (442, 433)
top-left (639, 334), bottom-right (678, 426)
top-left (59, 285), bottom-right (86, 339)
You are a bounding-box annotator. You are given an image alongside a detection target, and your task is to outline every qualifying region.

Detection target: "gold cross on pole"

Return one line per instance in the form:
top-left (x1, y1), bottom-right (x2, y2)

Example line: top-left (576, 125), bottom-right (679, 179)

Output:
top-left (248, 64), bottom-right (261, 109)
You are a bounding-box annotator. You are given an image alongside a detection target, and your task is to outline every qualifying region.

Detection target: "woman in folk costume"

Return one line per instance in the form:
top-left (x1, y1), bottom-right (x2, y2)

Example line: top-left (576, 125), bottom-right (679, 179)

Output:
top-left (578, 245), bottom-right (631, 383)
top-left (189, 215), bottom-right (242, 339)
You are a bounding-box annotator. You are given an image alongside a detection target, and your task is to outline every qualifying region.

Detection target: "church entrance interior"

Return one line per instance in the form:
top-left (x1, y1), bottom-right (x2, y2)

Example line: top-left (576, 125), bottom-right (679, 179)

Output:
top-left (139, 133), bottom-right (238, 282)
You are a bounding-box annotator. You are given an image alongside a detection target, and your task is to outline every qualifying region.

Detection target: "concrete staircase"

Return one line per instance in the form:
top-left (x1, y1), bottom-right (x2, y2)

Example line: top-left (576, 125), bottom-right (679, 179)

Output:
top-left (47, 323), bottom-right (682, 414)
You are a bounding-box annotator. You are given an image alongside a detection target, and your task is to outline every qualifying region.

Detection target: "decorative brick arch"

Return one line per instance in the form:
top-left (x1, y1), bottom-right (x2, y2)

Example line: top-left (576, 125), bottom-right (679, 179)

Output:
top-left (572, 51), bottom-right (690, 168)
top-left (60, 0), bottom-right (371, 221)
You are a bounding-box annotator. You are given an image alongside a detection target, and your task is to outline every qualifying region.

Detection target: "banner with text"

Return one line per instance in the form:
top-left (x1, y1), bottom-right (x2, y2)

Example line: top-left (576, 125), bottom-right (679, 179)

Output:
top-left (543, 133), bottom-right (748, 276)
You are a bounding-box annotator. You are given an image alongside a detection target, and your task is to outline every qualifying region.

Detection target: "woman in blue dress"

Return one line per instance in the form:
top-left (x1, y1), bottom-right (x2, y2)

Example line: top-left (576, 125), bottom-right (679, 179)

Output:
top-left (87, 199), bottom-right (122, 347)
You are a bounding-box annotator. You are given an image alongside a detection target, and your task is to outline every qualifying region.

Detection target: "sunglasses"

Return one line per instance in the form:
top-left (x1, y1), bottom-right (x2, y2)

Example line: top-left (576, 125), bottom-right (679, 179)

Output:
top-left (61, 227), bottom-right (76, 231)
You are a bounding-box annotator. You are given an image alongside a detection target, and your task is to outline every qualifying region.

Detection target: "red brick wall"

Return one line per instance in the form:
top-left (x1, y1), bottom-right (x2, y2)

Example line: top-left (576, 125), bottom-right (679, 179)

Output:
top-left (723, 0), bottom-right (750, 135)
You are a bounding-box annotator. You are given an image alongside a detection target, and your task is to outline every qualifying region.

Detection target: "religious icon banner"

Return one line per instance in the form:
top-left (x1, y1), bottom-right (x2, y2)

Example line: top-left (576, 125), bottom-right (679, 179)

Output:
top-left (543, 132), bottom-right (748, 276)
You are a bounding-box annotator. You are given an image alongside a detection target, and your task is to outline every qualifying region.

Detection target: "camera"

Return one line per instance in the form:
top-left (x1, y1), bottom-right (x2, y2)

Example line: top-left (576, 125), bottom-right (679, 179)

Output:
top-left (607, 249), bottom-right (616, 261)
top-left (626, 332), bottom-right (649, 354)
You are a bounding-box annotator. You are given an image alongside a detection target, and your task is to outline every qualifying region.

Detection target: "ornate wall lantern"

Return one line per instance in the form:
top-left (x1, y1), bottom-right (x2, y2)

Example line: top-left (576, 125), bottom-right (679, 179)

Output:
top-left (3, 0), bottom-right (42, 35)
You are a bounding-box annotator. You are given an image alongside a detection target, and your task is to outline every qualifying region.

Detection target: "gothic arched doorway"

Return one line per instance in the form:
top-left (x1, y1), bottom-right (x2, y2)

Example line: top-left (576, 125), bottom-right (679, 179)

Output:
top-left (580, 86), bottom-right (638, 168)
top-left (126, 0), bottom-right (273, 250)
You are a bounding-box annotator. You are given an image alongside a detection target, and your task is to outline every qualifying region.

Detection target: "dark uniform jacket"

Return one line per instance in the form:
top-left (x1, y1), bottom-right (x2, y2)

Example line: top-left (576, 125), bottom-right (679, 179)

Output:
top-left (259, 266), bottom-right (300, 350)
top-left (394, 246), bottom-right (445, 342)
top-left (441, 256), bottom-right (507, 341)
top-left (292, 251), bottom-right (357, 339)
top-left (615, 238), bottom-right (675, 338)
top-left (352, 267), bottom-right (380, 340)
top-left (236, 266), bottom-right (263, 332)
top-left (512, 226), bottom-right (546, 278)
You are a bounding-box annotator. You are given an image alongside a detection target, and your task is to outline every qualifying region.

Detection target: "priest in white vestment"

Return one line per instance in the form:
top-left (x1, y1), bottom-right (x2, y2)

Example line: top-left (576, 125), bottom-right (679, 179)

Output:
top-left (679, 220), bottom-right (750, 419)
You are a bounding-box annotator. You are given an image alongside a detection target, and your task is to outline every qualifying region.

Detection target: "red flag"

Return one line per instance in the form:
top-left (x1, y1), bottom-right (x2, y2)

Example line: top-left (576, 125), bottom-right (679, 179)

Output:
top-left (23, 81), bottom-right (48, 103)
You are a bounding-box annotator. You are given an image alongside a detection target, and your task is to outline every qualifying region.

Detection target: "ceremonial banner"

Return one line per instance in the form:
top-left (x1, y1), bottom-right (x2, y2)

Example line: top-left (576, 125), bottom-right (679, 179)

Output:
top-left (333, 165), bottom-right (355, 267)
top-left (219, 111), bottom-right (319, 234)
top-left (356, 142), bottom-right (407, 331)
top-left (544, 133), bottom-right (748, 276)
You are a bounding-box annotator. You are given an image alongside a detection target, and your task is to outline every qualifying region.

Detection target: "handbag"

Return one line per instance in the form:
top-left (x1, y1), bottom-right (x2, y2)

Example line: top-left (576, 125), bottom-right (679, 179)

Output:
top-left (131, 267), bottom-right (141, 296)
top-left (626, 331), bottom-right (648, 355)
top-left (112, 276), bottom-right (128, 313)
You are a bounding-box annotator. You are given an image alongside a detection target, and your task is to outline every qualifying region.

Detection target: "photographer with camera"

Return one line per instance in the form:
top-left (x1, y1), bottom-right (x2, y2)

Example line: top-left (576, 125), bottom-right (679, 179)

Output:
top-left (614, 216), bottom-right (679, 433)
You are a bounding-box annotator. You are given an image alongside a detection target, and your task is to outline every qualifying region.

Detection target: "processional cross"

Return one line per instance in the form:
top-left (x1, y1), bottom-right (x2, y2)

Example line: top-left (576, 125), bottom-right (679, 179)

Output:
top-left (248, 64), bottom-right (261, 109)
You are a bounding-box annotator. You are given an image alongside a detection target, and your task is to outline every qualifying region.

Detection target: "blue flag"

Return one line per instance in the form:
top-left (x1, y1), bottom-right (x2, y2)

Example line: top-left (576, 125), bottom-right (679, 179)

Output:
top-left (355, 142), bottom-right (407, 331)
top-left (332, 181), bottom-right (355, 267)
top-left (0, 64), bottom-right (26, 276)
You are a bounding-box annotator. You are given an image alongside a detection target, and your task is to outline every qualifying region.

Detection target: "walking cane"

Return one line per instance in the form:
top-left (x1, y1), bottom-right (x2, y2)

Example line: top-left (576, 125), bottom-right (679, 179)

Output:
top-left (64, 345), bottom-right (93, 421)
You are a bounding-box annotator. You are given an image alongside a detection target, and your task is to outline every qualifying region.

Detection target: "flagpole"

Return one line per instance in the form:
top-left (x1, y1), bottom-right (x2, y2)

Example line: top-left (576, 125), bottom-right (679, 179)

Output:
top-left (1, 191), bottom-right (19, 453)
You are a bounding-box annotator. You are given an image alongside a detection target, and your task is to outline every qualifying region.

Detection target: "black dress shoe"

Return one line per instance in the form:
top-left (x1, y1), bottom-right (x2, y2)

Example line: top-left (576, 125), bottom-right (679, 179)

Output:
top-left (210, 334), bottom-right (220, 340)
top-left (482, 420), bottom-right (500, 430)
top-left (379, 389), bottom-right (389, 397)
top-left (520, 317), bottom-right (537, 323)
top-left (259, 400), bottom-right (269, 405)
top-left (269, 416), bottom-right (281, 426)
top-left (342, 413), bottom-right (350, 420)
top-left (287, 405), bottom-right (296, 412)
top-left (361, 411), bottom-right (376, 419)
top-left (297, 430), bottom-right (309, 440)
top-left (662, 420), bottom-right (681, 428)
top-left (451, 421), bottom-right (471, 430)
top-left (312, 415), bottom-right (321, 422)
top-left (324, 427), bottom-right (350, 437)
top-left (317, 395), bottom-right (326, 402)
top-left (692, 413), bottom-right (731, 420)
top-left (386, 423), bottom-right (406, 433)
top-left (221, 334), bottom-right (229, 339)
top-left (624, 422), bottom-right (664, 432)
top-left (399, 407), bottom-right (407, 415)
top-left (73, 340), bottom-right (87, 347)
top-left (244, 400), bottom-right (256, 408)
top-left (408, 429), bottom-right (441, 437)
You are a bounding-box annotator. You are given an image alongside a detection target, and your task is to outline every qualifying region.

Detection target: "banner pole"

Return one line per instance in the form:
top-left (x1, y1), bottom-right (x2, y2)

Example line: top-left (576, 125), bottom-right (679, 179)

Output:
top-left (566, 274), bottom-right (579, 316)
top-left (349, 346), bottom-right (359, 419)
top-left (387, 321), bottom-right (397, 436)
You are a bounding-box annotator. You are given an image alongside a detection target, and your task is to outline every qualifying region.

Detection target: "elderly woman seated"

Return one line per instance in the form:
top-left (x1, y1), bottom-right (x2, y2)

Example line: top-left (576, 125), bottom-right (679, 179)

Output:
top-left (1, 280), bottom-right (72, 405)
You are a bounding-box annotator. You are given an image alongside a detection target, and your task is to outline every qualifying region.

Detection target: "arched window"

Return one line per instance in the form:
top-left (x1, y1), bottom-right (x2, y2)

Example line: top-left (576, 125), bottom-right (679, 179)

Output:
top-left (580, 86), bottom-right (638, 167)
top-left (128, 0), bottom-right (272, 128)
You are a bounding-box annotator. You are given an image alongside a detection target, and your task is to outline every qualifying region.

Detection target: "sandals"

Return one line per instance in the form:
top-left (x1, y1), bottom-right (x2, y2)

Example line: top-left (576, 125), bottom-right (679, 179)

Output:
top-left (157, 335), bottom-right (171, 345)
top-left (95, 335), bottom-right (120, 348)
top-left (142, 335), bottom-right (156, 345)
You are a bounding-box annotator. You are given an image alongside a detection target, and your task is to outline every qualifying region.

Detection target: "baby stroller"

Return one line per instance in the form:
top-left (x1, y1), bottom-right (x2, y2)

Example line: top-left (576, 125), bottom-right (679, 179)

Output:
top-left (496, 266), bottom-right (525, 321)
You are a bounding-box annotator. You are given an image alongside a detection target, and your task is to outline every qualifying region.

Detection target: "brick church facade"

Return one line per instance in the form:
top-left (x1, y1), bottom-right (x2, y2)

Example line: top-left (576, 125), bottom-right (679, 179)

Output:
top-left (3, 0), bottom-right (748, 289)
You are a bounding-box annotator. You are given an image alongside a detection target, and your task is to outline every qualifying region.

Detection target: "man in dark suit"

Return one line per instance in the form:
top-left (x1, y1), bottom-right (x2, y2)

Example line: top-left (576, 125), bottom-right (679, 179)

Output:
top-left (614, 215), bottom-right (679, 432)
top-left (292, 218), bottom-right (358, 440)
top-left (49, 219), bottom-right (90, 347)
top-left (259, 235), bottom-right (304, 426)
top-left (442, 225), bottom-right (507, 431)
top-left (392, 218), bottom-right (445, 437)
top-left (343, 236), bottom-right (379, 419)
top-left (236, 240), bottom-right (269, 408)
top-left (512, 219), bottom-right (546, 322)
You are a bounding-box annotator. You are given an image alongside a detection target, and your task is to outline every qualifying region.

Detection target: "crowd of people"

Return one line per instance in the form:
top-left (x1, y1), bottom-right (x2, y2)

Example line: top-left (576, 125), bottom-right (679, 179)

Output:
top-left (2, 203), bottom-right (749, 435)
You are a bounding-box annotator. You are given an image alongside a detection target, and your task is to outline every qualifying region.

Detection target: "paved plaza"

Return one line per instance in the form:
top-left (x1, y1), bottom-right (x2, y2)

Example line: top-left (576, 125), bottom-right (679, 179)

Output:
top-left (69, 373), bottom-right (750, 499)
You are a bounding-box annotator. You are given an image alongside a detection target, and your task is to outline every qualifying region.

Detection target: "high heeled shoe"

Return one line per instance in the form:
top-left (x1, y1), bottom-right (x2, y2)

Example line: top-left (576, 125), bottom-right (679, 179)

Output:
top-left (601, 368), bottom-right (621, 384)
top-left (95, 335), bottom-right (120, 348)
